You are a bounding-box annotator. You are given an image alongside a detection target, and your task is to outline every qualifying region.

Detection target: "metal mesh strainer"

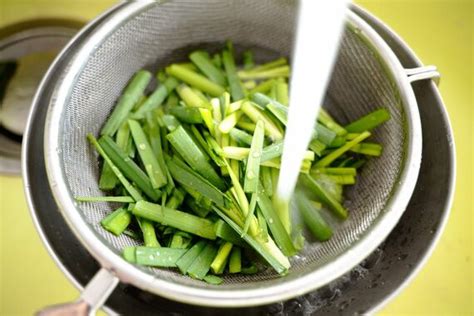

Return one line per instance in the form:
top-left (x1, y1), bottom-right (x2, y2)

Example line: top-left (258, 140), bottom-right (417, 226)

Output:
top-left (43, 0), bottom-right (422, 309)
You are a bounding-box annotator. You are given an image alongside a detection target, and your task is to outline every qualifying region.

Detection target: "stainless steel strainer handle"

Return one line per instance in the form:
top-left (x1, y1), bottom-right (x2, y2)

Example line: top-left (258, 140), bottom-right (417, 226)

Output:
top-left (36, 269), bottom-right (118, 316)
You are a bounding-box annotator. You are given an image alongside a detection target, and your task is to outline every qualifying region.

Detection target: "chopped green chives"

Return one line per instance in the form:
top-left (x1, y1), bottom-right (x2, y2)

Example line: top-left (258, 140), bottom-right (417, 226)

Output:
top-left (212, 207), bottom-right (289, 275)
top-left (256, 187), bottom-right (296, 256)
top-left (229, 128), bottom-right (253, 145)
top-left (167, 125), bottom-right (225, 190)
top-left (176, 240), bottom-right (207, 274)
top-left (275, 80), bottom-right (288, 106)
top-left (350, 142), bottom-right (383, 156)
top-left (137, 217), bottom-right (160, 247)
top-left (301, 174), bottom-right (347, 219)
top-left (135, 247), bottom-right (186, 267)
top-left (123, 246), bottom-right (136, 263)
top-left (98, 136), bottom-right (161, 201)
top-left (219, 111), bottom-right (242, 134)
top-left (132, 77), bottom-right (179, 118)
top-left (87, 134), bottom-right (143, 202)
top-left (76, 196), bottom-right (135, 203)
top-left (296, 194), bottom-right (333, 241)
top-left (249, 79), bottom-right (276, 95)
top-left (214, 220), bottom-right (247, 247)
top-left (242, 192), bottom-right (258, 235)
top-left (189, 50), bottom-right (227, 86)
top-left (129, 119), bottom-right (167, 189)
top-left (166, 64), bottom-right (225, 97)
top-left (238, 65), bottom-right (290, 80)
top-left (242, 50), bottom-right (255, 70)
top-left (315, 131), bottom-right (371, 167)
top-left (222, 49), bottom-right (245, 101)
top-left (176, 84), bottom-right (209, 108)
top-left (210, 241), bottom-right (233, 274)
top-left (167, 156), bottom-right (227, 207)
top-left (203, 275), bottom-right (223, 285)
top-left (187, 242), bottom-right (218, 279)
top-left (99, 162), bottom-right (118, 190)
top-left (345, 108), bottom-right (391, 133)
top-left (228, 247), bottom-right (242, 273)
top-left (325, 174), bottom-right (356, 185)
top-left (261, 166), bottom-right (273, 197)
top-left (169, 106), bottom-right (203, 124)
top-left (101, 207), bottom-right (132, 236)
top-left (241, 101), bottom-right (283, 141)
top-left (244, 120), bottom-right (265, 193)
top-left (311, 167), bottom-right (357, 176)
top-left (317, 109), bottom-right (347, 136)
top-left (101, 70), bottom-right (152, 136)
top-left (133, 200), bottom-right (217, 240)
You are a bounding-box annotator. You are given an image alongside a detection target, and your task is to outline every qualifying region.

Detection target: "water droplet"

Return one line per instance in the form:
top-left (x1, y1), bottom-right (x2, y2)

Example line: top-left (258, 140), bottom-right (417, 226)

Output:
top-left (252, 151), bottom-right (261, 158)
top-left (139, 143), bottom-right (146, 150)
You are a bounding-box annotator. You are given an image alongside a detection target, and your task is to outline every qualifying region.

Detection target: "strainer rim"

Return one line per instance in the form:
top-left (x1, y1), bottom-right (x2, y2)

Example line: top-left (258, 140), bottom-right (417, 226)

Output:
top-left (43, 1), bottom-right (422, 307)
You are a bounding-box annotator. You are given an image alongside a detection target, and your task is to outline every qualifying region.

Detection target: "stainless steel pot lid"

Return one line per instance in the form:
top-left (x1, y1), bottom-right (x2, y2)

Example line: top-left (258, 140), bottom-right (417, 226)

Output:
top-left (0, 19), bottom-right (80, 175)
top-left (23, 5), bottom-right (454, 314)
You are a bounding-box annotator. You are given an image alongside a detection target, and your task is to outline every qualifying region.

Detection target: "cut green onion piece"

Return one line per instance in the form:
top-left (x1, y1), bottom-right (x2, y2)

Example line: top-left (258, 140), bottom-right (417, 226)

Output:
top-left (214, 220), bottom-right (247, 247)
top-left (256, 187), bottom-right (296, 256)
top-left (242, 50), bottom-right (255, 69)
top-left (243, 57), bottom-right (287, 74)
top-left (166, 64), bottom-right (225, 97)
top-left (129, 119), bottom-right (167, 189)
top-left (101, 70), bottom-right (152, 136)
top-left (165, 188), bottom-right (185, 209)
top-left (222, 49), bottom-right (245, 101)
top-left (98, 136), bottom-right (161, 201)
top-left (325, 174), bottom-right (356, 185)
top-left (275, 80), bottom-right (288, 106)
top-left (76, 196), bottom-right (135, 203)
top-left (189, 50), bottom-right (227, 86)
top-left (238, 65), bottom-right (290, 80)
top-left (176, 84), bottom-right (209, 108)
top-left (176, 240), bottom-right (207, 274)
top-left (210, 241), bottom-right (233, 274)
top-left (222, 145), bottom-right (314, 163)
top-left (317, 109), bottom-right (347, 136)
top-left (301, 174), bottom-right (347, 219)
top-left (315, 131), bottom-right (371, 167)
top-left (101, 207), bottom-right (131, 235)
top-left (87, 134), bottom-right (143, 202)
top-left (167, 156), bottom-right (227, 207)
top-left (345, 108), bottom-right (391, 133)
top-left (203, 275), bottom-right (223, 285)
top-left (261, 166), bottom-right (273, 197)
top-left (135, 247), bottom-right (186, 267)
top-left (167, 125), bottom-right (225, 190)
top-left (241, 101), bottom-right (283, 141)
top-left (187, 242), bottom-right (218, 279)
top-left (244, 120), bottom-right (265, 193)
top-left (123, 246), bottom-right (136, 263)
top-left (229, 128), bottom-right (253, 145)
top-left (169, 106), bottom-right (203, 124)
top-left (249, 79), bottom-right (276, 95)
top-left (219, 111), bottom-right (242, 134)
top-left (228, 247), bottom-right (242, 273)
top-left (132, 77), bottom-right (179, 118)
top-left (133, 200), bottom-right (217, 240)
top-left (350, 142), bottom-right (383, 156)
top-left (212, 207), bottom-right (289, 275)
top-left (328, 136), bottom-right (346, 148)
top-left (99, 162), bottom-right (118, 190)
top-left (137, 217), bottom-right (160, 247)
top-left (296, 193), bottom-right (333, 241)
top-left (311, 167), bottom-right (357, 176)
top-left (242, 192), bottom-right (258, 235)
